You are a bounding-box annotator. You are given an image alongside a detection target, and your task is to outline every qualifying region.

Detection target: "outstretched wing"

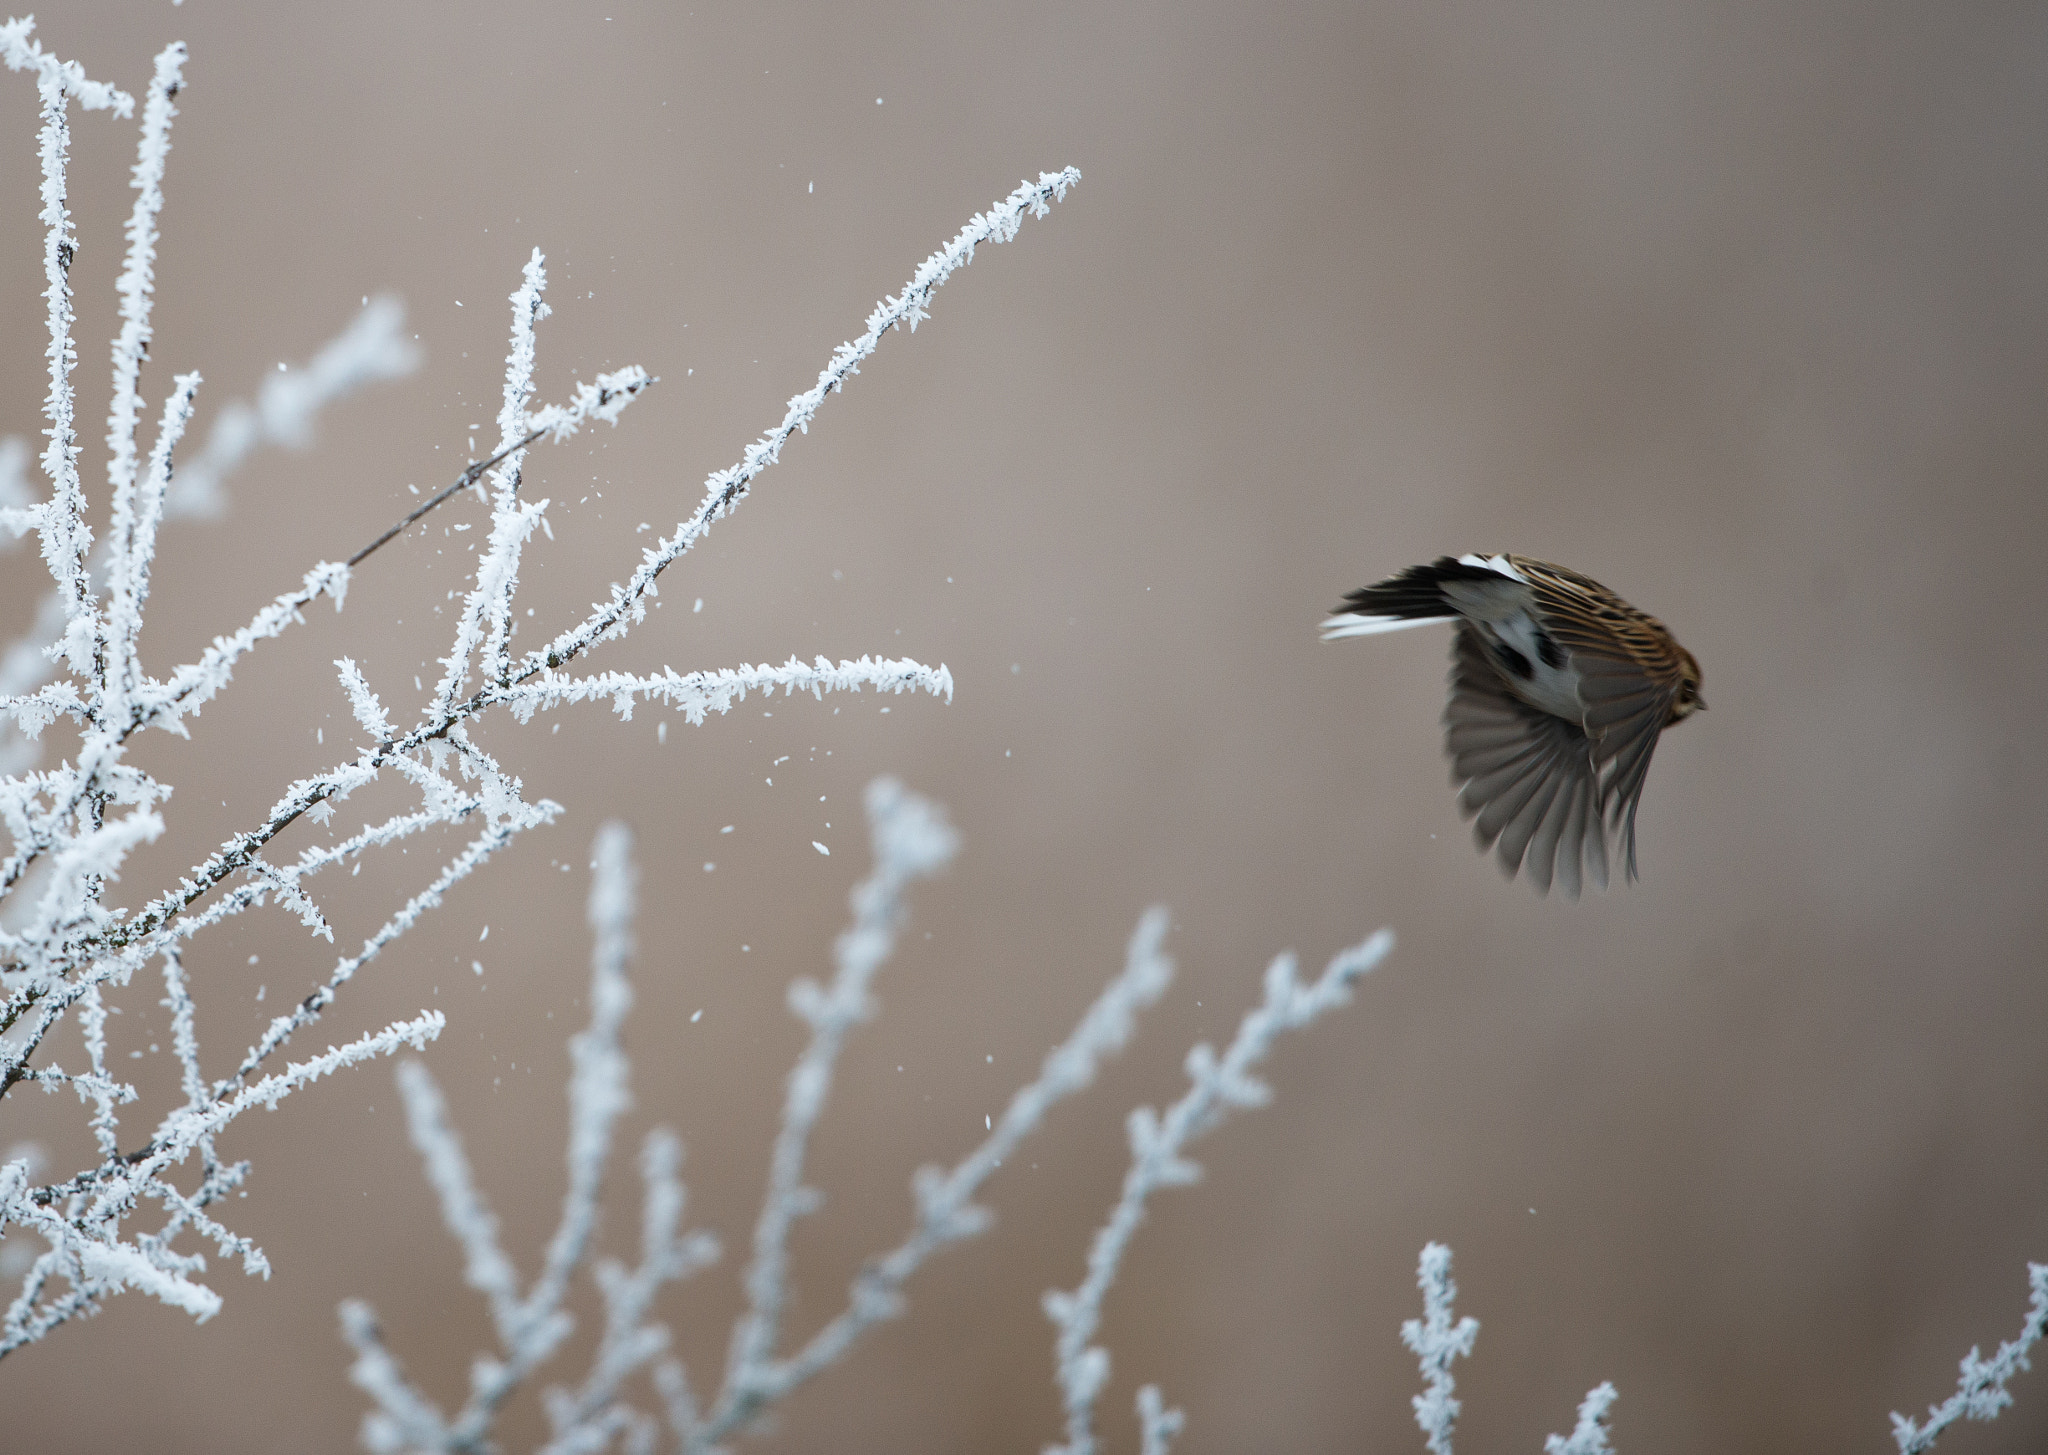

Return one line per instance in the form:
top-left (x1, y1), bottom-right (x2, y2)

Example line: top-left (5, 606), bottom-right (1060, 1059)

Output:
top-left (1444, 623), bottom-right (1608, 898)
top-left (1513, 558), bottom-right (1687, 882)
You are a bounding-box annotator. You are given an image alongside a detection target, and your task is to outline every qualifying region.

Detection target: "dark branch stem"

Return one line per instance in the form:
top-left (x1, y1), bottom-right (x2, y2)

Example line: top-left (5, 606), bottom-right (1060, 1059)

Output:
top-left (345, 427), bottom-right (544, 568)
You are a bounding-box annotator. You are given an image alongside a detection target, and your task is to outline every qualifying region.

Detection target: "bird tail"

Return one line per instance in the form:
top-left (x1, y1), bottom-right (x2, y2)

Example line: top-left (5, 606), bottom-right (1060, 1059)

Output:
top-left (1320, 557), bottom-right (1513, 640)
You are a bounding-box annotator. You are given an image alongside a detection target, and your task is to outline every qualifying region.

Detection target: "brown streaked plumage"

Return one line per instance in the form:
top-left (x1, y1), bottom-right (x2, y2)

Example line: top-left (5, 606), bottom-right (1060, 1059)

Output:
top-left (1320, 553), bottom-right (1703, 897)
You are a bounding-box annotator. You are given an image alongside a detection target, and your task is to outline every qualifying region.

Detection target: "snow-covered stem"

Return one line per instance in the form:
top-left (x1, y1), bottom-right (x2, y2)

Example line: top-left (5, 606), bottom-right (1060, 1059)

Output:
top-left (693, 905), bottom-right (1176, 1448)
top-left (1040, 929), bottom-right (1393, 1455)
top-left (527, 821), bottom-right (640, 1348)
top-left (0, 19), bottom-right (132, 690)
top-left (431, 250), bottom-right (549, 722)
top-left (103, 370), bottom-right (199, 725)
top-left (103, 42), bottom-right (184, 564)
top-left (1891, 1263), bottom-right (2048, 1453)
top-left (1402, 1243), bottom-right (1480, 1455)
top-left (499, 656), bottom-right (953, 727)
top-left (341, 1302), bottom-right (461, 1455)
top-left (1545, 1383), bottom-right (1619, 1455)
top-left (539, 1128), bottom-right (719, 1455)
top-left (1136, 1385), bottom-right (1185, 1455)
top-left (395, 1060), bottom-right (519, 1333)
top-left (712, 779), bottom-right (961, 1427)
top-left (1400, 1243), bottom-right (1623, 1455)
top-left (479, 250), bottom-right (549, 687)
top-left (226, 796), bottom-right (554, 1087)
top-left (342, 825), bottom-right (717, 1454)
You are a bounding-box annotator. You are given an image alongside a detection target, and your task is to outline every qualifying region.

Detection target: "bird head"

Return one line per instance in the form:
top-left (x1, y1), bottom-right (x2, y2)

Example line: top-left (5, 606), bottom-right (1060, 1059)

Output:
top-left (1668, 648), bottom-right (1706, 722)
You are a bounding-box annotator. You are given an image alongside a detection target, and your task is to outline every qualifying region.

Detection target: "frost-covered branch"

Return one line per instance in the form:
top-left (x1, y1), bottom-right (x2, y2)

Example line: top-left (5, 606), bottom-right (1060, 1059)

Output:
top-left (1042, 928), bottom-right (1394, 1455)
top-left (1402, 1243), bottom-right (1480, 1455)
top-left (0, 299), bottom-right (418, 781)
top-left (517, 168), bottom-right (1081, 681)
top-left (1135, 1384), bottom-right (1186, 1455)
top-left (1398, 1243), bottom-right (1620, 1455)
top-left (1, 18), bottom-right (1069, 1355)
top-left (1545, 1384), bottom-right (1618, 1455)
top-left (103, 41), bottom-right (184, 562)
top-left (342, 825), bottom-right (717, 1455)
top-left (715, 778), bottom-right (960, 1424)
top-left (0, 17), bottom-right (131, 701)
top-left (350, 782), bottom-right (1402, 1455)
top-left (690, 823), bottom-right (1180, 1449)
top-left (1391, 1245), bottom-right (2048, 1455)
top-left (694, 906), bottom-right (1173, 1449)
top-left (227, 810), bottom-right (547, 1088)
top-left (0, 1007), bottom-right (442, 1355)
top-left (539, 1129), bottom-right (719, 1455)
top-left (499, 656), bottom-right (952, 727)
top-left (1891, 1263), bottom-right (2048, 1453)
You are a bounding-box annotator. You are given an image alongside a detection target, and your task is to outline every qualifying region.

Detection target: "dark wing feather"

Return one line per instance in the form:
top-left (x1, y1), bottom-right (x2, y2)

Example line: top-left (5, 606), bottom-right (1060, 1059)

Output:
top-left (1331, 556), bottom-right (1523, 622)
top-left (1596, 695), bottom-right (1665, 881)
top-left (1444, 624), bottom-right (1606, 898)
top-left (1514, 559), bottom-right (1688, 883)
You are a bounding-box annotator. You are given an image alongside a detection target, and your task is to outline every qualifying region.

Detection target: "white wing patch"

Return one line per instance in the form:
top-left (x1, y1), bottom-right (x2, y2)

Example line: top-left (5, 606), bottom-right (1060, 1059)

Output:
top-left (1457, 552), bottom-right (1527, 582)
top-left (1471, 610), bottom-right (1583, 719)
top-left (1320, 612), bottom-right (1456, 641)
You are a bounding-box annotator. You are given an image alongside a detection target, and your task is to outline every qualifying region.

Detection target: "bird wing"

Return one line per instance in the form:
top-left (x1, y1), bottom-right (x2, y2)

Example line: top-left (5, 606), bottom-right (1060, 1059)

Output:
top-left (1444, 623), bottom-right (1608, 898)
top-left (1512, 558), bottom-right (1687, 881)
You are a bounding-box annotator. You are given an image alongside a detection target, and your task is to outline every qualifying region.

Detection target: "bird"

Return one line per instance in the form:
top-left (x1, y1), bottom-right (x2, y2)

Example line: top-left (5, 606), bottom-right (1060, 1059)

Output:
top-left (1321, 553), bottom-right (1703, 898)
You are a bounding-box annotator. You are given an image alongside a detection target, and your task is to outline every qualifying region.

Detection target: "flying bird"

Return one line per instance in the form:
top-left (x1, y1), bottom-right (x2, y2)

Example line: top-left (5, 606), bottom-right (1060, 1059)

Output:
top-left (1322, 554), bottom-right (1703, 898)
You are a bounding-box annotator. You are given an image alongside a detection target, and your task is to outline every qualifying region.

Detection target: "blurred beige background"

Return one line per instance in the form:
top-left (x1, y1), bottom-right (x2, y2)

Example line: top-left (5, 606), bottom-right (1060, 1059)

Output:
top-left (3, 1), bottom-right (2046, 1450)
